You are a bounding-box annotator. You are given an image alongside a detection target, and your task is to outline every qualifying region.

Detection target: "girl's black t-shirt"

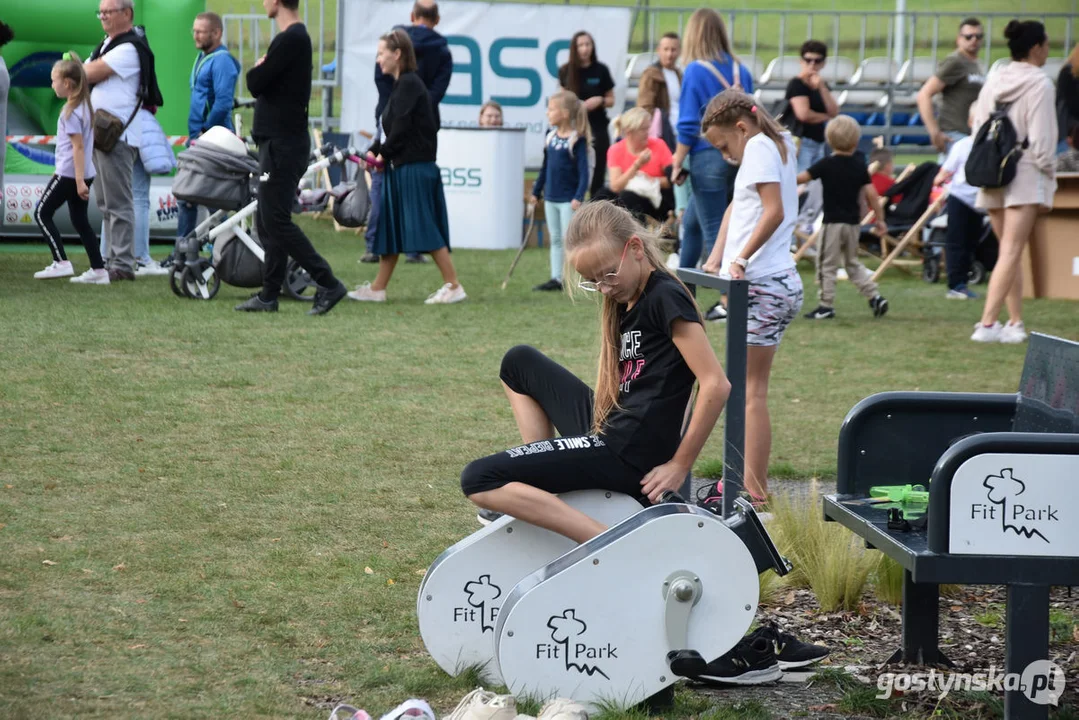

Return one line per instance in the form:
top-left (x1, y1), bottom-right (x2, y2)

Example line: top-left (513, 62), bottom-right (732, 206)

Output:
top-left (559, 62), bottom-right (615, 133)
top-left (603, 270), bottom-right (701, 473)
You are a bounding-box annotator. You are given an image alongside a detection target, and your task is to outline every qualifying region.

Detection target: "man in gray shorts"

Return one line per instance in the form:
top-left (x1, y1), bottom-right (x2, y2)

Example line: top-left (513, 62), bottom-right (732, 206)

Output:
top-left (916, 17), bottom-right (985, 156)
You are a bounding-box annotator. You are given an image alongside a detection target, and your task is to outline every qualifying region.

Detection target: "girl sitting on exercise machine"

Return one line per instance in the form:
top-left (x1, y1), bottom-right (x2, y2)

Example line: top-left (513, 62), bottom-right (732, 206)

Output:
top-left (460, 201), bottom-right (731, 544)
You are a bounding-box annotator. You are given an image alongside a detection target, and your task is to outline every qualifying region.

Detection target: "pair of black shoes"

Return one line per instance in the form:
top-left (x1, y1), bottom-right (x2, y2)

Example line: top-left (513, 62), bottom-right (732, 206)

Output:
top-left (670, 622), bottom-right (830, 686)
top-left (234, 281), bottom-right (348, 316)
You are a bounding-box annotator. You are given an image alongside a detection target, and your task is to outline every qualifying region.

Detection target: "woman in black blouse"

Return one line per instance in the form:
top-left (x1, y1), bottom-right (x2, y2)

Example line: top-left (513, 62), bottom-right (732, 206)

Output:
top-left (348, 29), bottom-right (466, 305)
top-left (559, 31), bottom-right (615, 198)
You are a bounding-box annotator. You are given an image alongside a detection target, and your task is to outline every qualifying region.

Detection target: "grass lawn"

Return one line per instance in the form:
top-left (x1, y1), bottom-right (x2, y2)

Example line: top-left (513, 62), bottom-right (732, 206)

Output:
top-left (1, 220), bottom-right (1077, 718)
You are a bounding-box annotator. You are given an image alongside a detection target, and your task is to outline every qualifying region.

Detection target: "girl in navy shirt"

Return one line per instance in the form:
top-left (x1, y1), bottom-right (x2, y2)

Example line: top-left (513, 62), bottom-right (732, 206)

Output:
top-left (530, 90), bottom-right (591, 292)
top-left (461, 201), bottom-right (731, 543)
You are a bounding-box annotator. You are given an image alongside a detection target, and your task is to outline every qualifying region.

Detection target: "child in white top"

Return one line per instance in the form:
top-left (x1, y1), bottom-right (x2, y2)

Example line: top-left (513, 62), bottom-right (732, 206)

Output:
top-left (700, 89), bottom-right (804, 505)
top-left (34, 52), bottom-right (107, 283)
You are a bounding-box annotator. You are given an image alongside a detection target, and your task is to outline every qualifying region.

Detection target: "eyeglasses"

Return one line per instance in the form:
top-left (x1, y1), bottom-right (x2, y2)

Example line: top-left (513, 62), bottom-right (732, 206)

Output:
top-left (579, 240), bottom-right (632, 292)
top-left (96, 8), bottom-right (123, 19)
top-left (802, 55), bottom-right (825, 65)
top-left (961, 33), bottom-right (984, 41)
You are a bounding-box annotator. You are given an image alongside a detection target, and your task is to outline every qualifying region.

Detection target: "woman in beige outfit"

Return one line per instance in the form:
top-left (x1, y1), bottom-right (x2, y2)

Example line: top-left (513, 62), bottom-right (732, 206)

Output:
top-left (970, 20), bottom-right (1057, 344)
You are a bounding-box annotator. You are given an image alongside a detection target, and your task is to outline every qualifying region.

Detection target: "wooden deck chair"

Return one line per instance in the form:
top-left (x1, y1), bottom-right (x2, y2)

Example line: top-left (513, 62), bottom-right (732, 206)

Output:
top-left (870, 190), bottom-right (949, 282)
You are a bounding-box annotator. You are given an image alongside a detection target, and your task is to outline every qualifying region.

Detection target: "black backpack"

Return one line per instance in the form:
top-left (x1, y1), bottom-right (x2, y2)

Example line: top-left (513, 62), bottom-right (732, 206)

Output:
top-left (965, 103), bottom-right (1028, 189)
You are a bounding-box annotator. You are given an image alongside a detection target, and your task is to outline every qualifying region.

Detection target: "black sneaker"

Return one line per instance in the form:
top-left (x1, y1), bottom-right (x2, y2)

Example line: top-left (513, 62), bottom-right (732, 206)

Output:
top-left (307, 281), bottom-right (348, 316)
top-left (477, 508), bottom-right (504, 526)
top-left (704, 302), bottom-right (728, 322)
top-left (804, 305), bottom-right (836, 320)
top-left (235, 293), bottom-right (279, 312)
top-left (532, 278), bottom-right (563, 292)
top-left (684, 637), bottom-right (782, 685)
top-left (870, 295), bottom-right (889, 318)
top-left (749, 622), bottom-right (830, 670)
top-left (359, 253), bottom-right (379, 264)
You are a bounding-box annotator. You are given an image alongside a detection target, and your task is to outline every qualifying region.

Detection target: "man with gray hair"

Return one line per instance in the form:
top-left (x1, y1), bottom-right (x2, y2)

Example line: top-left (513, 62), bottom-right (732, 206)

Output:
top-left (84, 0), bottom-right (143, 281)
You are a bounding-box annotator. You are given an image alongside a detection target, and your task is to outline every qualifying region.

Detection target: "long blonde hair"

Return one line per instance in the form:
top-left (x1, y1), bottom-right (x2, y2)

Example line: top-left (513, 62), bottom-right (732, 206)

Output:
top-left (682, 9), bottom-right (736, 65)
top-left (53, 52), bottom-right (93, 120)
top-left (613, 107), bottom-right (651, 137)
top-left (564, 201), bottom-right (702, 435)
top-left (546, 89), bottom-right (592, 157)
top-left (701, 88), bottom-right (790, 165)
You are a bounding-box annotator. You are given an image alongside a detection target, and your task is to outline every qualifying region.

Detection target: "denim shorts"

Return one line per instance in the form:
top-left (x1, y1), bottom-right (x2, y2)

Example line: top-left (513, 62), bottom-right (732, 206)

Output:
top-left (747, 268), bottom-right (804, 347)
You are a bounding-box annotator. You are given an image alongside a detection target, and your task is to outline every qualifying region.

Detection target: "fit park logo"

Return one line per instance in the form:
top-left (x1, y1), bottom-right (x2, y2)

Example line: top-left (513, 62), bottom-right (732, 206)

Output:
top-left (537, 609), bottom-right (617, 680)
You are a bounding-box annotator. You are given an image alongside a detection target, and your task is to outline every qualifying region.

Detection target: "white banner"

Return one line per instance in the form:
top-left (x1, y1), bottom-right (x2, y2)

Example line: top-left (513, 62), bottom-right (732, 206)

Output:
top-left (341, 0), bottom-right (632, 167)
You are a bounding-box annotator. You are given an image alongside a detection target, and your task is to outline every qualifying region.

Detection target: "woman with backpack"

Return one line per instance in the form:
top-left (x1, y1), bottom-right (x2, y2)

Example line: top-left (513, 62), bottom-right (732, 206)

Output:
top-left (968, 20), bottom-right (1056, 344)
top-left (671, 9), bottom-right (754, 322)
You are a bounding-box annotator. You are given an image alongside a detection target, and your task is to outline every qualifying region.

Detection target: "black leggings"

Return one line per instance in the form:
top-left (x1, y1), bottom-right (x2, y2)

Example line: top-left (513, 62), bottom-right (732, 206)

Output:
top-left (460, 345), bottom-right (644, 499)
top-left (35, 175), bottom-right (104, 268)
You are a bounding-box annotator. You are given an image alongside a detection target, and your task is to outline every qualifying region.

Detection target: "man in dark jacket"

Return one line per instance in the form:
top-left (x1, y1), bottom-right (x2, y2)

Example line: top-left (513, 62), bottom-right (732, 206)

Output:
top-left (362, 0), bottom-right (452, 264)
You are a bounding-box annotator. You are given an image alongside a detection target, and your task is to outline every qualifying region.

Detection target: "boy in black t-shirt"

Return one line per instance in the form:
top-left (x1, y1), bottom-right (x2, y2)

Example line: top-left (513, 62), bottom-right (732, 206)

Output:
top-left (796, 116), bottom-right (890, 320)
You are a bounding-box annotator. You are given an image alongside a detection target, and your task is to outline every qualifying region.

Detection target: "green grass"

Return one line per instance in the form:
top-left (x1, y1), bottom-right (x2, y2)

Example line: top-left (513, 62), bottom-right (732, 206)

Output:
top-left (1, 218), bottom-right (1078, 717)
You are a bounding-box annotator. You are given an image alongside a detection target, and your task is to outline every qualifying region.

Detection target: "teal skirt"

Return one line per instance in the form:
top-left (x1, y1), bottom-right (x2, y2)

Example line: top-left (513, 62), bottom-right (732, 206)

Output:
top-left (374, 161), bottom-right (451, 255)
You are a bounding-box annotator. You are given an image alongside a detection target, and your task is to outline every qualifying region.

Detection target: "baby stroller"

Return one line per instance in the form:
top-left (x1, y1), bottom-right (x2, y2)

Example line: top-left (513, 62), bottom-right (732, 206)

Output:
top-left (169, 129), bottom-right (361, 300)
top-left (921, 213), bottom-right (999, 285)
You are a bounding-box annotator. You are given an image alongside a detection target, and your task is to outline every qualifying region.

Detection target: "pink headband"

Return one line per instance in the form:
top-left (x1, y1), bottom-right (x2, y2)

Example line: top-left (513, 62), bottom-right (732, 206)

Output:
top-left (750, 105), bottom-right (757, 113)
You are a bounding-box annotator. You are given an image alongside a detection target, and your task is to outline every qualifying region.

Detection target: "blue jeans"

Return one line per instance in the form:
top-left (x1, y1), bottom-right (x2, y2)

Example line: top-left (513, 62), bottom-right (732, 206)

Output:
top-left (544, 201), bottom-right (574, 281)
top-left (678, 147), bottom-right (728, 268)
top-left (365, 169), bottom-right (384, 255)
top-left (177, 200), bottom-right (198, 241)
top-left (102, 154), bottom-right (151, 264)
top-left (797, 137), bottom-right (827, 173)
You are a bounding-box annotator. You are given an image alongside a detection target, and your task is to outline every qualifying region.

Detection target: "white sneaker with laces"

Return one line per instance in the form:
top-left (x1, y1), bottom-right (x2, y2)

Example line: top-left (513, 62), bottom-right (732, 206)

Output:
top-left (999, 321), bottom-right (1028, 344)
top-left (537, 698), bottom-right (589, 720)
top-left (971, 322), bottom-right (1003, 343)
top-left (444, 688), bottom-right (516, 720)
top-left (134, 259), bottom-right (170, 277)
top-left (70, 268), bottom-right (110, 285)
top-left (34, 260), bottom-right (74, 279)
top-left (347, 282), bottom-right (387, 302)
top-left (425, 282), bottom-right (467, 305)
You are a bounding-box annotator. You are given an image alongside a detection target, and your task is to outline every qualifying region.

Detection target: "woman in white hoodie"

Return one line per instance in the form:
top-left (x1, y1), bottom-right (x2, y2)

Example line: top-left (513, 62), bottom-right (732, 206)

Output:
top-left (970, 20), bottom-right (1057, 344)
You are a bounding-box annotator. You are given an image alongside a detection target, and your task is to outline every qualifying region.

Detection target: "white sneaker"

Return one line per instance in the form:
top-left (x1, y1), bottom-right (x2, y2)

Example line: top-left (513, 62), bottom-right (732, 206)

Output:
top-left (971, 322), bottom-right (1003, 343)
top-left (69, 268), bottom-right (110, 285)
top-left (347, 282), bottom-right (386, 302)
top-left (425, 282), bottom-right (467, 305)
top-left (34, 260), bottom-right (74, 279)
top-left (836, 268), bottom-right (849, 281)
top-left (445, 688), bottom-right (516, 720)
top-left (537, 698), bottom-right (589, 720)
top-left (999, 321), bottom-right (1028, 344)
top-left (134, 259), bottom-right (170, 277)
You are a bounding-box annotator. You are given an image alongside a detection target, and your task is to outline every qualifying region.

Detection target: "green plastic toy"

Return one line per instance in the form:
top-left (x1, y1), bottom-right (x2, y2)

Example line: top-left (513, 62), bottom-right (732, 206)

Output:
top-left (869, 484), bottom-right (929, 504)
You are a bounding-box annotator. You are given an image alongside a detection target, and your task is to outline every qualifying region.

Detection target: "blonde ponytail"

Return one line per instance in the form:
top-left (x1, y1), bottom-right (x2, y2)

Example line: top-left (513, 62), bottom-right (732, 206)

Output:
top-left (548, 90), bottom-right (593, 158)
top-left (53, 51), bottom-right (93, 120)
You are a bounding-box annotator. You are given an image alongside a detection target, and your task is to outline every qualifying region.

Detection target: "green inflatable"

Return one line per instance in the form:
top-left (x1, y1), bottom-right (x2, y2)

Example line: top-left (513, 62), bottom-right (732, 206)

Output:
top-left (4, 0), bottom-right (204, 173)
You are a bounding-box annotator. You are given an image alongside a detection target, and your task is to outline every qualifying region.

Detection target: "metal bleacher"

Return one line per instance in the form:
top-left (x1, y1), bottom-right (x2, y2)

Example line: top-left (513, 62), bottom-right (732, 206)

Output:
top-left (623, 50), bottom-right (1072, 149)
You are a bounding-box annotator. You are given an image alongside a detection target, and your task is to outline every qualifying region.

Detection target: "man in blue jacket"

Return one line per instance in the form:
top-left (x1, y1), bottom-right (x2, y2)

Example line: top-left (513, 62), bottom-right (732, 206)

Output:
top-left (178, 11), bottom-right (240, 243)
top-left (361, 0), bottom-right (452, 264)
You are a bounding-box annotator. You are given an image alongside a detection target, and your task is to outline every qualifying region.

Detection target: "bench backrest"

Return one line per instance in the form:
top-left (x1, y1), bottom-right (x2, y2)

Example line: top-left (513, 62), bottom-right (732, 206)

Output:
top-left (1013, 333), bottom-right (1079, 434)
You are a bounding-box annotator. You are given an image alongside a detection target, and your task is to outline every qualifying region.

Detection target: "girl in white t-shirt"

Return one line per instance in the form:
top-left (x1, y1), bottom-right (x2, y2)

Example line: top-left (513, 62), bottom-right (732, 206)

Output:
top-left (33, 53), bottom-right (107, 283)
top-left (699, 89), bottom-right (803, 506)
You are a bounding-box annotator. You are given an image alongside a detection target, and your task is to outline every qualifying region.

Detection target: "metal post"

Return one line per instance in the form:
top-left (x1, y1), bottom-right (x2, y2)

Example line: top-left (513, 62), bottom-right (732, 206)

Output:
top-left (750, 13), bottom-right (758, 66)
top-left (859, 15), bottom-right (866, 65)
top-left (674, 270), bottom-right (747, 520)
top-left (1004, 584), bottom-right (1051, 720)
top-left (722, 279), bottom-right (748, 519)
top-left (894, 570), bottom-right (947, 665)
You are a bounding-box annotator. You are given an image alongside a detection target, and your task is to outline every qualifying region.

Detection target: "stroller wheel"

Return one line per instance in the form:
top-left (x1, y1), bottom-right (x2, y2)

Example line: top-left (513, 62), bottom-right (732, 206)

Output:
top-left (181, 260), bottom-right (221, 300)
top-left (283, 258), bottom-right (316, 301)
top-left (169, 265), bottom-right (187, 297)
top-left (922, 256), bottom-right (941, 284)
top-left (968, 261), bottom-right (987, 286)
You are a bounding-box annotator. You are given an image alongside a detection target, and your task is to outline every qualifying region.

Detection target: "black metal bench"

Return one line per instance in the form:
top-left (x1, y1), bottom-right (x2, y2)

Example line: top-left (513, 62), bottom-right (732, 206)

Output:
top-left (823, 332), bottom-right (1079, 719)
